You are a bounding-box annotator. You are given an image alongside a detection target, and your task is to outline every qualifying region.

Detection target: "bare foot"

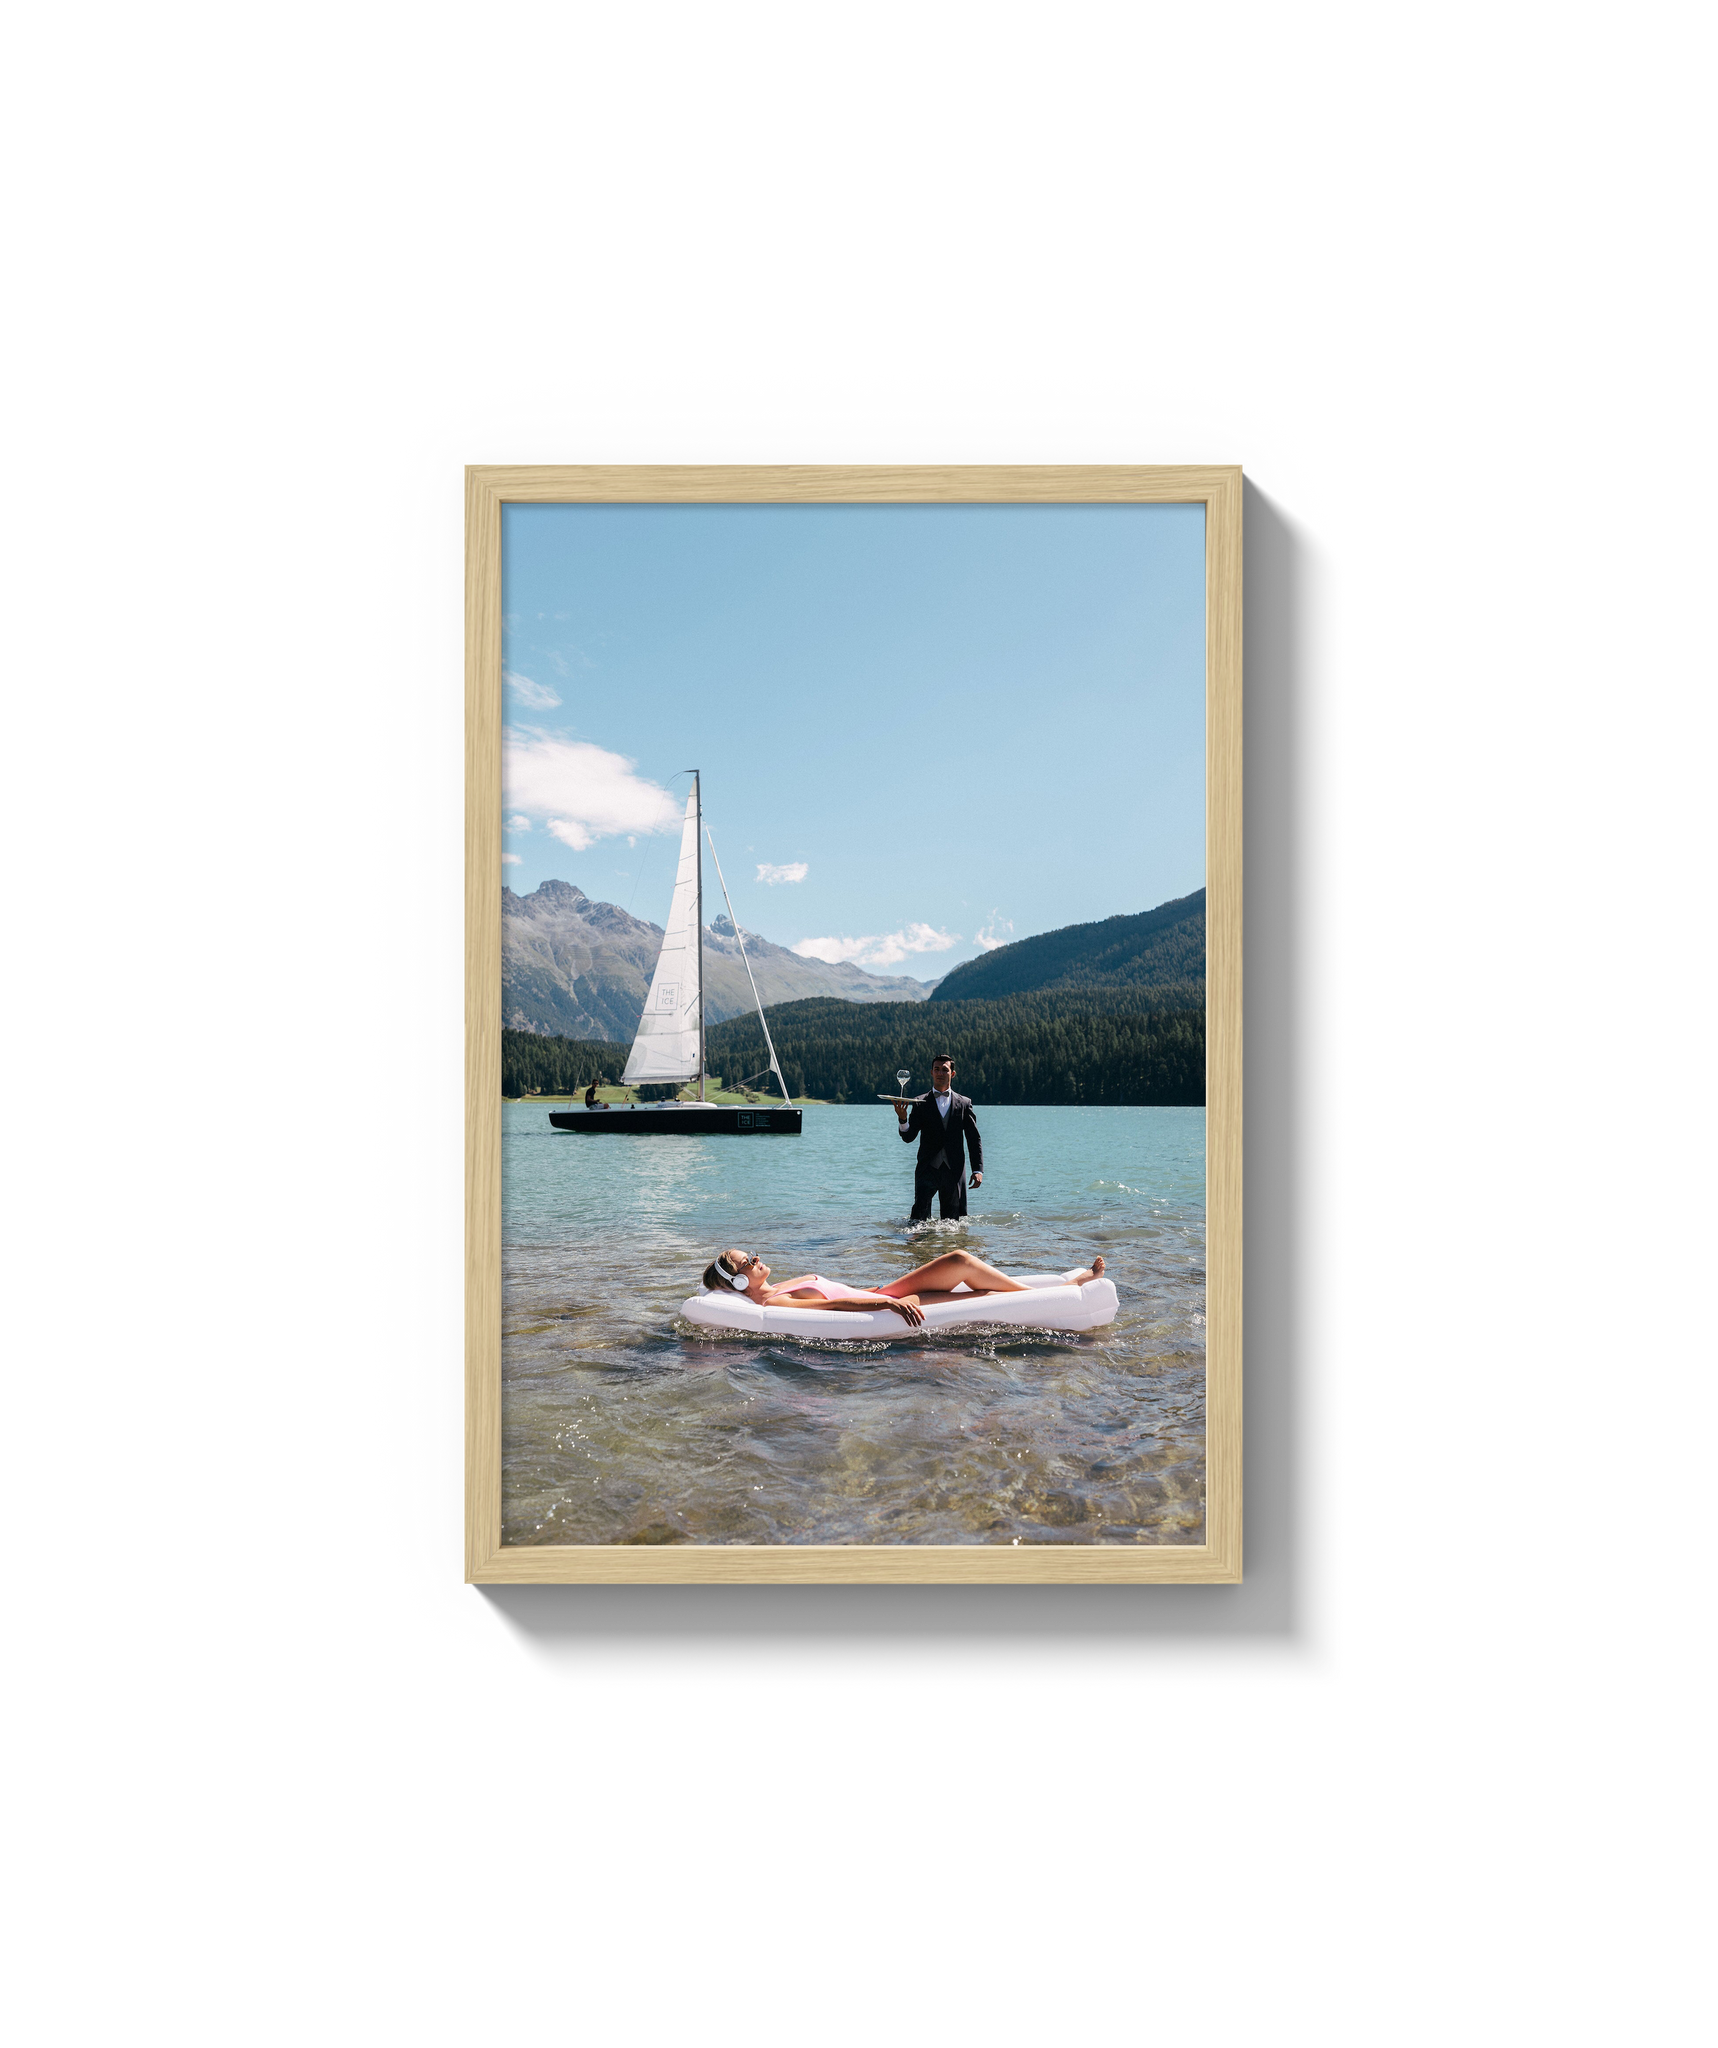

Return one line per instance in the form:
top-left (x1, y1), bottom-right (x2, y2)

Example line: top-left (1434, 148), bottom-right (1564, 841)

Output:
top-left (1067, 1255), bottom-right (1107, 1285)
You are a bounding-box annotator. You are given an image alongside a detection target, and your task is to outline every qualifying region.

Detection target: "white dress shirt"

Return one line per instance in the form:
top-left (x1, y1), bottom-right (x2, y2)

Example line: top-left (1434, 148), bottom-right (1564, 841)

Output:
top-left (898, 1089), bottom-right (957, 1134)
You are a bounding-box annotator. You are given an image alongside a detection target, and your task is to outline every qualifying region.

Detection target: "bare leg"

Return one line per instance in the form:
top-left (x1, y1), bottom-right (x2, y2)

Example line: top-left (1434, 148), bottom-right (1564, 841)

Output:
top-left (875, 1250), bottom-right (1031, 1299)
top-left (877, 1251), bottom-right (1107, 1298)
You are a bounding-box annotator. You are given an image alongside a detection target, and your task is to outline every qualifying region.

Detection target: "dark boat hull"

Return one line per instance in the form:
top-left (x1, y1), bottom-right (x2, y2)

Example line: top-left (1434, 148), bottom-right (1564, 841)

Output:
top-left (548, 1105), bottom-right (803, 1135)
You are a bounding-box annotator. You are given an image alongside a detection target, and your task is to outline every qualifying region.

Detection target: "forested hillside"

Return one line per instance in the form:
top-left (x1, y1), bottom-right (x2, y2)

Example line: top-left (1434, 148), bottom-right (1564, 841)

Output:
top-left (501, 1033), bottom-right (631, 1098)
top-left (705, 991), bottom-right (1204, 1107)
top-left (931, 889), bottom-right (1206, 1002)
top-left (505, 982), bottom-right (1206, 1107)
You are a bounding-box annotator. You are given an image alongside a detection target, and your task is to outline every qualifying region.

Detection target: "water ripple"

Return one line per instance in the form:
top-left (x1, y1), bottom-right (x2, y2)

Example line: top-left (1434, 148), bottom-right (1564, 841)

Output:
top-left (502, 1102), bottom-right (1205, 1547)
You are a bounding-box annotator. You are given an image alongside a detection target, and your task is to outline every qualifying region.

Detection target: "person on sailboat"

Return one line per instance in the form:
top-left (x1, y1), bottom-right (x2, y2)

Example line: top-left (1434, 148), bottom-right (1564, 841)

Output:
top-left (583, 1079), bottom-right (600, 1109)
top-left (892, 1055), bottom-right (983, 1219)
top-left (702, 1248), bottom-right (1105, 1327)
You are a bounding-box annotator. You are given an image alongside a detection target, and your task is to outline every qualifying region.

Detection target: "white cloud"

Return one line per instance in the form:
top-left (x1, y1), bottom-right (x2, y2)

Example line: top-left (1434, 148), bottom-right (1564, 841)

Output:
top-left (503, 734), bottom-right (682, 851)
top-left (506, 814), bottom-right (531, 834)
top-left (505, 670), bottom-right (561, 711)
top-left (901, 923), bottom-right (961, 954)
top-left (756, 861), bottom-right (808, 885)
top-left (975, 912), bottom-right (1014, 951)
top-left (793, 923), bottom-right (959, 969)
top-left (501, 852), bottom-right (522, 866)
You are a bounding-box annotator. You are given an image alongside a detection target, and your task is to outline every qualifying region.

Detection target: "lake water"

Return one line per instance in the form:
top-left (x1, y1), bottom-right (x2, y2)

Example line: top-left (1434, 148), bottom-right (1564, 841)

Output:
top-left (502, 1102), bottom-right (1205, 1547)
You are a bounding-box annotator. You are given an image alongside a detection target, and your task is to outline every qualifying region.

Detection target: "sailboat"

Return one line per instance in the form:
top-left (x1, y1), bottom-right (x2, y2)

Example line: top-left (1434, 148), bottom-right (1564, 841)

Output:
top-left (549, 771), bottom-right (802, 1136)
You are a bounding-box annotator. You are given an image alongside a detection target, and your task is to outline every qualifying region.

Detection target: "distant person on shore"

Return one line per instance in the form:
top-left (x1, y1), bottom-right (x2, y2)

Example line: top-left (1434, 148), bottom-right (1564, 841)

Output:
top-left (584, 1079), bottom-right (599, 1108)
top-left (892, 1054), bottom-right (983, 1220)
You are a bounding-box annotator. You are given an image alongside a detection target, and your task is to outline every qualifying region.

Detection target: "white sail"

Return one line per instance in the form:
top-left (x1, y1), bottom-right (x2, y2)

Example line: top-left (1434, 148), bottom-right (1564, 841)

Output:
top-left (622, 786), bottom-right (703, 1084)
top-left (704, 821), bottom-right (792, 1107)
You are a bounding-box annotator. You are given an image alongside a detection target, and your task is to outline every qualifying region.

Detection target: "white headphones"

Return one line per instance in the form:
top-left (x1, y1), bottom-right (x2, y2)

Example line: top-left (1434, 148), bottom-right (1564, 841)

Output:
top-left (720, 1258), bottom-right (752, 1291)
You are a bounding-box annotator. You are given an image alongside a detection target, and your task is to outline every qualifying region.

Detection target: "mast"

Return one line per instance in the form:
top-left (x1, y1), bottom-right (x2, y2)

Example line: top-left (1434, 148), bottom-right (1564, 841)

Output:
top-left (621, 781), bottom-right (703, 1093)
top-left (695, 770), bottom-right (705, 1102)
top-left (705, 818), bottom-right (793, 1109)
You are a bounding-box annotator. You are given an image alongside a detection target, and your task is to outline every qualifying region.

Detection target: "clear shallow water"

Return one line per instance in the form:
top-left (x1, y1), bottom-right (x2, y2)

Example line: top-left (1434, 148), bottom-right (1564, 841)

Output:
top-left (502, 1102), bottom-right (1205, 1547)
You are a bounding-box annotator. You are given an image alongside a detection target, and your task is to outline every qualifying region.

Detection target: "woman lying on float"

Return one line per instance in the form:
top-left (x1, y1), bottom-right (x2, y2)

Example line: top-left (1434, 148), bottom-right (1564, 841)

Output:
top-left (701, 1247), bottom-right (1106, 1328)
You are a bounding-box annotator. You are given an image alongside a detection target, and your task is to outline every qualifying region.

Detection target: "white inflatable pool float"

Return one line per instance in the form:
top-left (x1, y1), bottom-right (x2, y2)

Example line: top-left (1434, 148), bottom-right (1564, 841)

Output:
top-left (680, 1271), bottom-right (1118, 1342)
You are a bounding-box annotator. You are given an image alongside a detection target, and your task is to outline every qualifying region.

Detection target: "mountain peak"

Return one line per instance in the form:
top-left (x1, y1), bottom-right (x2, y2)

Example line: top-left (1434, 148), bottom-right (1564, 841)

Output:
top-left (931, 889), bottom-right (1206, 1002)
top-left (504, 877), bottom-right (590, 916)
top-left (502, 878), bottom-right (940, 1038)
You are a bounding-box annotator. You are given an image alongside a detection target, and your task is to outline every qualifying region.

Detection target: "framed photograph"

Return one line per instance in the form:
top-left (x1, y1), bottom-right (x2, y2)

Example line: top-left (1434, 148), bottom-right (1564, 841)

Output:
top-left (465, 467), bottom-right (1241, 1582)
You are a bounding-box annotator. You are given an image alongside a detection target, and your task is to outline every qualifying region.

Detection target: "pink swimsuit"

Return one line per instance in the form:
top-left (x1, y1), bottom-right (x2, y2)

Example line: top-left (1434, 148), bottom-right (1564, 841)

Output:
top-left (777, 1273), bottom-right (874, 1303)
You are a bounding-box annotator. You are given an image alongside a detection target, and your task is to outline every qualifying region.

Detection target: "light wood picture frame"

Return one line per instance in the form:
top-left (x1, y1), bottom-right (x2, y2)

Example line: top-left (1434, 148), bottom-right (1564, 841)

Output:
top-left (466, 466), bottom-right (1241, 1583)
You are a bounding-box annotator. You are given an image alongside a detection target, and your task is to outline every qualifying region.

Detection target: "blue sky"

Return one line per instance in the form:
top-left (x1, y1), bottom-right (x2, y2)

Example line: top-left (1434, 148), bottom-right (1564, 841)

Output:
top-left (501, 502), bottom-right (1205, 979)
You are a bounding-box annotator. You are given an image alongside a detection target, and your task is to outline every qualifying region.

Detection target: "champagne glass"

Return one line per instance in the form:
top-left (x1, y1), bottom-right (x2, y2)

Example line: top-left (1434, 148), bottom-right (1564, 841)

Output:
top-left (896, 1069), bottom-right (911, 1099)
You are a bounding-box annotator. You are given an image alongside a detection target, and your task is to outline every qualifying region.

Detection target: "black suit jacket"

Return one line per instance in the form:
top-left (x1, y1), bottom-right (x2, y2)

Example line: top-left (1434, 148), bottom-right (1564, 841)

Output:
top-left (900, 1091), bottom-right (982, 1176)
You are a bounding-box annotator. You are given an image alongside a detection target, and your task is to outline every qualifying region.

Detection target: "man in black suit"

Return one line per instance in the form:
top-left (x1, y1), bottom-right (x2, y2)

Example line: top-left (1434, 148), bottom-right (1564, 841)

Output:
top-left (894, 1054), bottom-right (984, 1220)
